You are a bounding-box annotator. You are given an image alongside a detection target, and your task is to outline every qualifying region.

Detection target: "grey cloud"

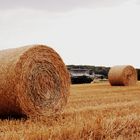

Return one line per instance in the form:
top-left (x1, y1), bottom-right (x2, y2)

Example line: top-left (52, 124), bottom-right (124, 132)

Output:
top-left (0, 0), bottom-right (129, 12)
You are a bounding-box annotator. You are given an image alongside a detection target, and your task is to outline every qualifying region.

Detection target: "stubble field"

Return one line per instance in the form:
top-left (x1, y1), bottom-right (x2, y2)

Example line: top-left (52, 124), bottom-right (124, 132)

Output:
top-left (1, 82), bottom-right (140, 140)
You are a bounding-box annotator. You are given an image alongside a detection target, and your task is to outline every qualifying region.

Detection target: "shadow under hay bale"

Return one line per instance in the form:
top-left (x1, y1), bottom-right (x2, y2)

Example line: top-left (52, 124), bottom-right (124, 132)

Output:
top-left (108, 65), bottom-right (137, 86)
top-left (0, 114), bottom-right (27, 121)
top-left (0, 44), bottom-right (70, 118)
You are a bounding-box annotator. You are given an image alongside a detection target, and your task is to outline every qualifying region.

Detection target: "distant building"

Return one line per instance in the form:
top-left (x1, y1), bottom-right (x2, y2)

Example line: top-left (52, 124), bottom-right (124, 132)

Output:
top-left (68, 68), bottom-right (95, 84)
top-left (94, 74), bottom-right (105, 79)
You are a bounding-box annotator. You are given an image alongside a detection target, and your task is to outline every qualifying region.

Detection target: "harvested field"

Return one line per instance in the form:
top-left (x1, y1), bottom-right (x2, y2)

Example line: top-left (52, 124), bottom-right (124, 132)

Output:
top-left (1, 82), bottom-right (140, 139)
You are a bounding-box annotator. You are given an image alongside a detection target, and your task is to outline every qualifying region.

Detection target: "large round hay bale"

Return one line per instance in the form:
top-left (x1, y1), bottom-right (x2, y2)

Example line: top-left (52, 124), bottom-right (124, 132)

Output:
top-left (0, 45), bottom-right (70, 118)
top-left (108, 65), bottom-right (137, 86)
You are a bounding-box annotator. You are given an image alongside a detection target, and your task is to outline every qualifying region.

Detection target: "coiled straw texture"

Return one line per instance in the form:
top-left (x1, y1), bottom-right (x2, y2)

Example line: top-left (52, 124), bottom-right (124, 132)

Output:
top-left (108, 65), bottom-right (137, 86)
top-left (0, 45), bottom-right (70, 118)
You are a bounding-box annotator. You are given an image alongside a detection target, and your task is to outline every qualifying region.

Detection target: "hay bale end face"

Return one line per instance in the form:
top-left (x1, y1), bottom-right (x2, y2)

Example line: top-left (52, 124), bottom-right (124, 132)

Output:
top-left (108, 65), bottom-right (137, 86)
top-left (0, 45), bottom-right (70, 118)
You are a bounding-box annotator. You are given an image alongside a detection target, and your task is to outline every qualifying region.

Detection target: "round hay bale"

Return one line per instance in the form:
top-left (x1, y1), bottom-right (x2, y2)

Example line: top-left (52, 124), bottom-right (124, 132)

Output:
top-left (0, 45), bottom-right (70, 118)
top-left (108, 65), bottom-right (137, 86)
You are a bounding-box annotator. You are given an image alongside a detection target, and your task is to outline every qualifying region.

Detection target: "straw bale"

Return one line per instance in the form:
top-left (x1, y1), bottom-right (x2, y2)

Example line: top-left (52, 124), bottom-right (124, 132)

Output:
top-left (108, 65), bottom-right (137, 86)
top-left (0, 45), bottom-right (70, 118)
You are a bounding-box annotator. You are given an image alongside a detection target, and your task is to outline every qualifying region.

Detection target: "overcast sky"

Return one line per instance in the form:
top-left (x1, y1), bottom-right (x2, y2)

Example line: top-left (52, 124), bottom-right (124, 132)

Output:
top-left (0, 0), bottom-right (140, 67)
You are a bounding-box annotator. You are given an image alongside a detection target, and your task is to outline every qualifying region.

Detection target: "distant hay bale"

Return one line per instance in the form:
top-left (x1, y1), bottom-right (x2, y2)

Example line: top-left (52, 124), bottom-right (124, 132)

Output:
top-left (108, 65), bottom-right (137, 86)
top-left (0, 45), bottom-right (70, 118)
